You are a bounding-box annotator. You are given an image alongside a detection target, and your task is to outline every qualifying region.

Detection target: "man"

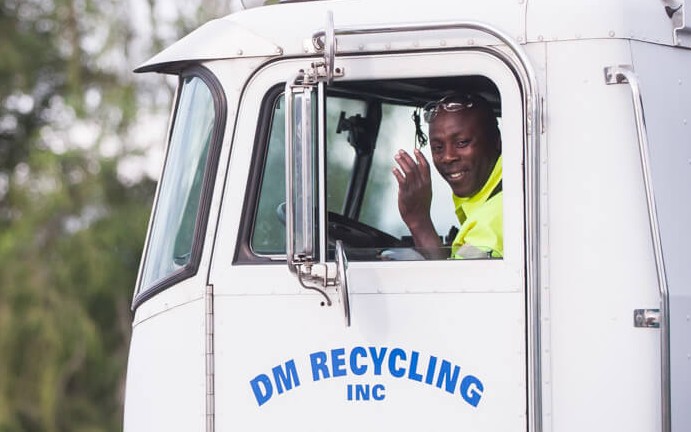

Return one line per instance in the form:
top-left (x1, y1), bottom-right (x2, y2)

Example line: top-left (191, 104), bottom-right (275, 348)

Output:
top-left (392, 93), bottom-right (503, 259)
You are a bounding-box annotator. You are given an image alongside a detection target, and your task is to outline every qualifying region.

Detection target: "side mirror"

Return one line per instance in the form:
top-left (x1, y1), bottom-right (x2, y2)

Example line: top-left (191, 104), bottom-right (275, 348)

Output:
top-left (285, 79), bottom-right (318, 271)
top-left (284, 75), bottom-right (351, 326)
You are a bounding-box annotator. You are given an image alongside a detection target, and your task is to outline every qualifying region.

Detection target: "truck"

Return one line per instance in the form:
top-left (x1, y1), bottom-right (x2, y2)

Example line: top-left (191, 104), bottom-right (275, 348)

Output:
top-left (123, 0), bottom-right (691, 430)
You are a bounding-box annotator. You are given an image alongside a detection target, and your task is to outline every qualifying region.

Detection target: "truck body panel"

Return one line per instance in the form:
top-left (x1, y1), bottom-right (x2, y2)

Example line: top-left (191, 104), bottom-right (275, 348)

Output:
top-left (124, 1), bottom-right (691, 430)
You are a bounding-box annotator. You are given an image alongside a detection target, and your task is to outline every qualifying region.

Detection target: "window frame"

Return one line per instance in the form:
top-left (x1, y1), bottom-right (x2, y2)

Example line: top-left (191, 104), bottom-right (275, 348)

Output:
top-left (235, 50), bottom-right (522, 267)
top-left (133, 66), bottom-right (227, 308)
top-left (235, 84), bottom-right (286, 264)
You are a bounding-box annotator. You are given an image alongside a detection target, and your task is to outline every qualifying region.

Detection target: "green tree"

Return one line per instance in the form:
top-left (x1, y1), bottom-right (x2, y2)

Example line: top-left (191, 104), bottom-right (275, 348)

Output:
top-left (0, 0), bottom-right (204, 430)
top-left (0, 0), bottom-right (250, 428)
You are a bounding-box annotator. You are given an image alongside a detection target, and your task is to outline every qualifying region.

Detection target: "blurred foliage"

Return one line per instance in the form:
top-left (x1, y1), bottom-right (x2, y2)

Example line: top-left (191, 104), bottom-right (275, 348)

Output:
top-left (0, 0), bottom-right (221, 430)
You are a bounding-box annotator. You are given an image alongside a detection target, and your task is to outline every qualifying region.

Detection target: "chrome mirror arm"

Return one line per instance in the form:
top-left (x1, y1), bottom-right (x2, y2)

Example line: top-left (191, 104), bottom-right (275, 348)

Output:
top-left (324, 11), bottom-right (336, 84)
top-left (296, 263), bottom-right (332, 307)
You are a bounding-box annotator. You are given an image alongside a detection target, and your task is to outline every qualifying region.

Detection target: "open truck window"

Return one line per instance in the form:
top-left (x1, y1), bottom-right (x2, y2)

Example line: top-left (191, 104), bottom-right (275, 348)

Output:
top-left (247, 76), bottom-right (502, 261)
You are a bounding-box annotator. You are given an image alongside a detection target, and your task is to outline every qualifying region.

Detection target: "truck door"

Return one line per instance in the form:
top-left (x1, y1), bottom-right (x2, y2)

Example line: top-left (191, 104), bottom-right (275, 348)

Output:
top-left (209, 47), bottom-right (529, 430)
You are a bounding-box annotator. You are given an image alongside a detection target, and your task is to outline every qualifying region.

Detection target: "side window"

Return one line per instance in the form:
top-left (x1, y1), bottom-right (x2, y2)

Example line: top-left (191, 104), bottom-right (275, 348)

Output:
top-left (138, 70), bottom-right (225, 299)
top-left (249, 76), bottom-right (503, 262)
top-left (252, 96), bottom-right (287, 255)
top-left (332, 101), bottom-right (459, 242)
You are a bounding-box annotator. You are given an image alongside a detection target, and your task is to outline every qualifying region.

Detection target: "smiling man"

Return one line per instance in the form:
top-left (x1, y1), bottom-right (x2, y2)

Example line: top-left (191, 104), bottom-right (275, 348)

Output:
top-left (392, 93), bottom-right (503, 259)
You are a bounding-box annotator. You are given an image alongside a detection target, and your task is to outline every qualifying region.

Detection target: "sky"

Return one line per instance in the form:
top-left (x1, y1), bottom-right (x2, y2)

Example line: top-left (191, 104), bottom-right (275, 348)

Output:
top-left (117, 0), bottom-right (250, 184)
top-left (39, 0), bottom-right (215, 186)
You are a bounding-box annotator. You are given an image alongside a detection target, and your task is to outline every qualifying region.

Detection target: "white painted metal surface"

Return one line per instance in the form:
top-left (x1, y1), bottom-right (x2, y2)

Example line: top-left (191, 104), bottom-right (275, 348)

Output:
top-left (544, 38), bottom-right (661, 431)
top-left (135, 0), bottom-right (684, 73)
top-left (526, 0), bottom-right (677, 45)
top-left (123, 280), bottom-right (207, 430)
top-left (207, 51), bottom-right (526, 430)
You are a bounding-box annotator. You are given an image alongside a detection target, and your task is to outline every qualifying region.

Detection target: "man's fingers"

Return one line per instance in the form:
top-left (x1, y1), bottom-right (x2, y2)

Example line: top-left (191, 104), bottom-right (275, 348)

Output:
top-left (395, 149), bottom-right (426, 183)
top-left (392, 167), bottom-right (405, 185)
top-left (414, 148), bottom-right (431, 176)
top-left (395, 150), bottom-right (417, 172)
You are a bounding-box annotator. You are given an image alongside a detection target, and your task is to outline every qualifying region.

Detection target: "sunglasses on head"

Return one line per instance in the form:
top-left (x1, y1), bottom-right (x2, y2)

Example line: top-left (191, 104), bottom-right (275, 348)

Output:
top-left (422, 94), bottom-right (477, 123)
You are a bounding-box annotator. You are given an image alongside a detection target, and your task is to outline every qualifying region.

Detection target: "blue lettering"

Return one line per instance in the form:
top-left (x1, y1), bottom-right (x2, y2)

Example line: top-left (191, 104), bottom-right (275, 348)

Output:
top-left (254, 347), bottom-right (483, 407)
top-left (372, 384), bottom-right (386, 400)
top-left (368, 347), bottom-right (388, 375)
top-left (407, 351), bottom-right (423, 382)
top-left (310, 351), bottom-right (330, 381)
top-left (350, 346), bottom-right (367, 375)
top-left (331, 348), bottom-right (347, 377)
top-left (272, 360), bottom-right (300, 394)
top-left (346, 383), bottom-right (386, 401)
top-left (388, 348), bottom-right (406, 378)
top-left (460, 375), bottom-right (484, 407)
top-left (425, 356), bottom-right (438, 385)
top-left (250, 374), bottom-right (273, 406)
top-left (355, 384), bottom-right (370, 400)
top-left (435, 360), bottom-right (460, 394)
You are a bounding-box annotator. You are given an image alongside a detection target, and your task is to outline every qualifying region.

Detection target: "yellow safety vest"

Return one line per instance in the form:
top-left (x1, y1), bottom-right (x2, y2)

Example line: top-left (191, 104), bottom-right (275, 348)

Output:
top-left (450, 156), bottom-right (503, 259)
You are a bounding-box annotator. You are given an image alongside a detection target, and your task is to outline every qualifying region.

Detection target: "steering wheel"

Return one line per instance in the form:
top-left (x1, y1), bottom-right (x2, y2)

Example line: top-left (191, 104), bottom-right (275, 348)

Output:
top-left (327, 211), bottom-right (405, 249)
top-left (275, 203), bottom-right (406, 257)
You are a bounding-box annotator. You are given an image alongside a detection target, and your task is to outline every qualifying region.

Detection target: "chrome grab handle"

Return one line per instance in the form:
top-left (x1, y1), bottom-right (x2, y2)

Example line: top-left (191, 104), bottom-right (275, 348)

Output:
top-left (604, 65), bottom-right (671, 432)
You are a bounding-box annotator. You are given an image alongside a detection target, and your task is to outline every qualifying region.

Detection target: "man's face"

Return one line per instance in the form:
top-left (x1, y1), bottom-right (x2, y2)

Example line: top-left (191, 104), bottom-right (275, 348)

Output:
top-left (428, 109), bottom-right (500, 197)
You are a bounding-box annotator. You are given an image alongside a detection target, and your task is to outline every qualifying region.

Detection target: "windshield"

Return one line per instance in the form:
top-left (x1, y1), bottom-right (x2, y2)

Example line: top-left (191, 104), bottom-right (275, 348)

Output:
top-left (140, 75), bottom-right (216, 289)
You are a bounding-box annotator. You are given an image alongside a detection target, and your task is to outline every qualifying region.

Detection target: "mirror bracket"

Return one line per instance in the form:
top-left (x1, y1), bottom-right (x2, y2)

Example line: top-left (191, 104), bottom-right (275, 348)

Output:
top-left (299, 62), bottom-right (344, 86)
top-left (294, 242), bottom-right (350, 327)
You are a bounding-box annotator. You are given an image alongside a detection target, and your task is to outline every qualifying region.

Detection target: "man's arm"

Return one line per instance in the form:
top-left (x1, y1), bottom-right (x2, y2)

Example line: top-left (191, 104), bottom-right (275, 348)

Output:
top-left (392, 148), bottom-right (446, 259)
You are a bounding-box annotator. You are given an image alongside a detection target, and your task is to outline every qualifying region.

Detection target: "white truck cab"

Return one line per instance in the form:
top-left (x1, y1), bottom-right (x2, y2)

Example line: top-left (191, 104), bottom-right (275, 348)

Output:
top-left (124, 1), bottom-right (691, 431)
